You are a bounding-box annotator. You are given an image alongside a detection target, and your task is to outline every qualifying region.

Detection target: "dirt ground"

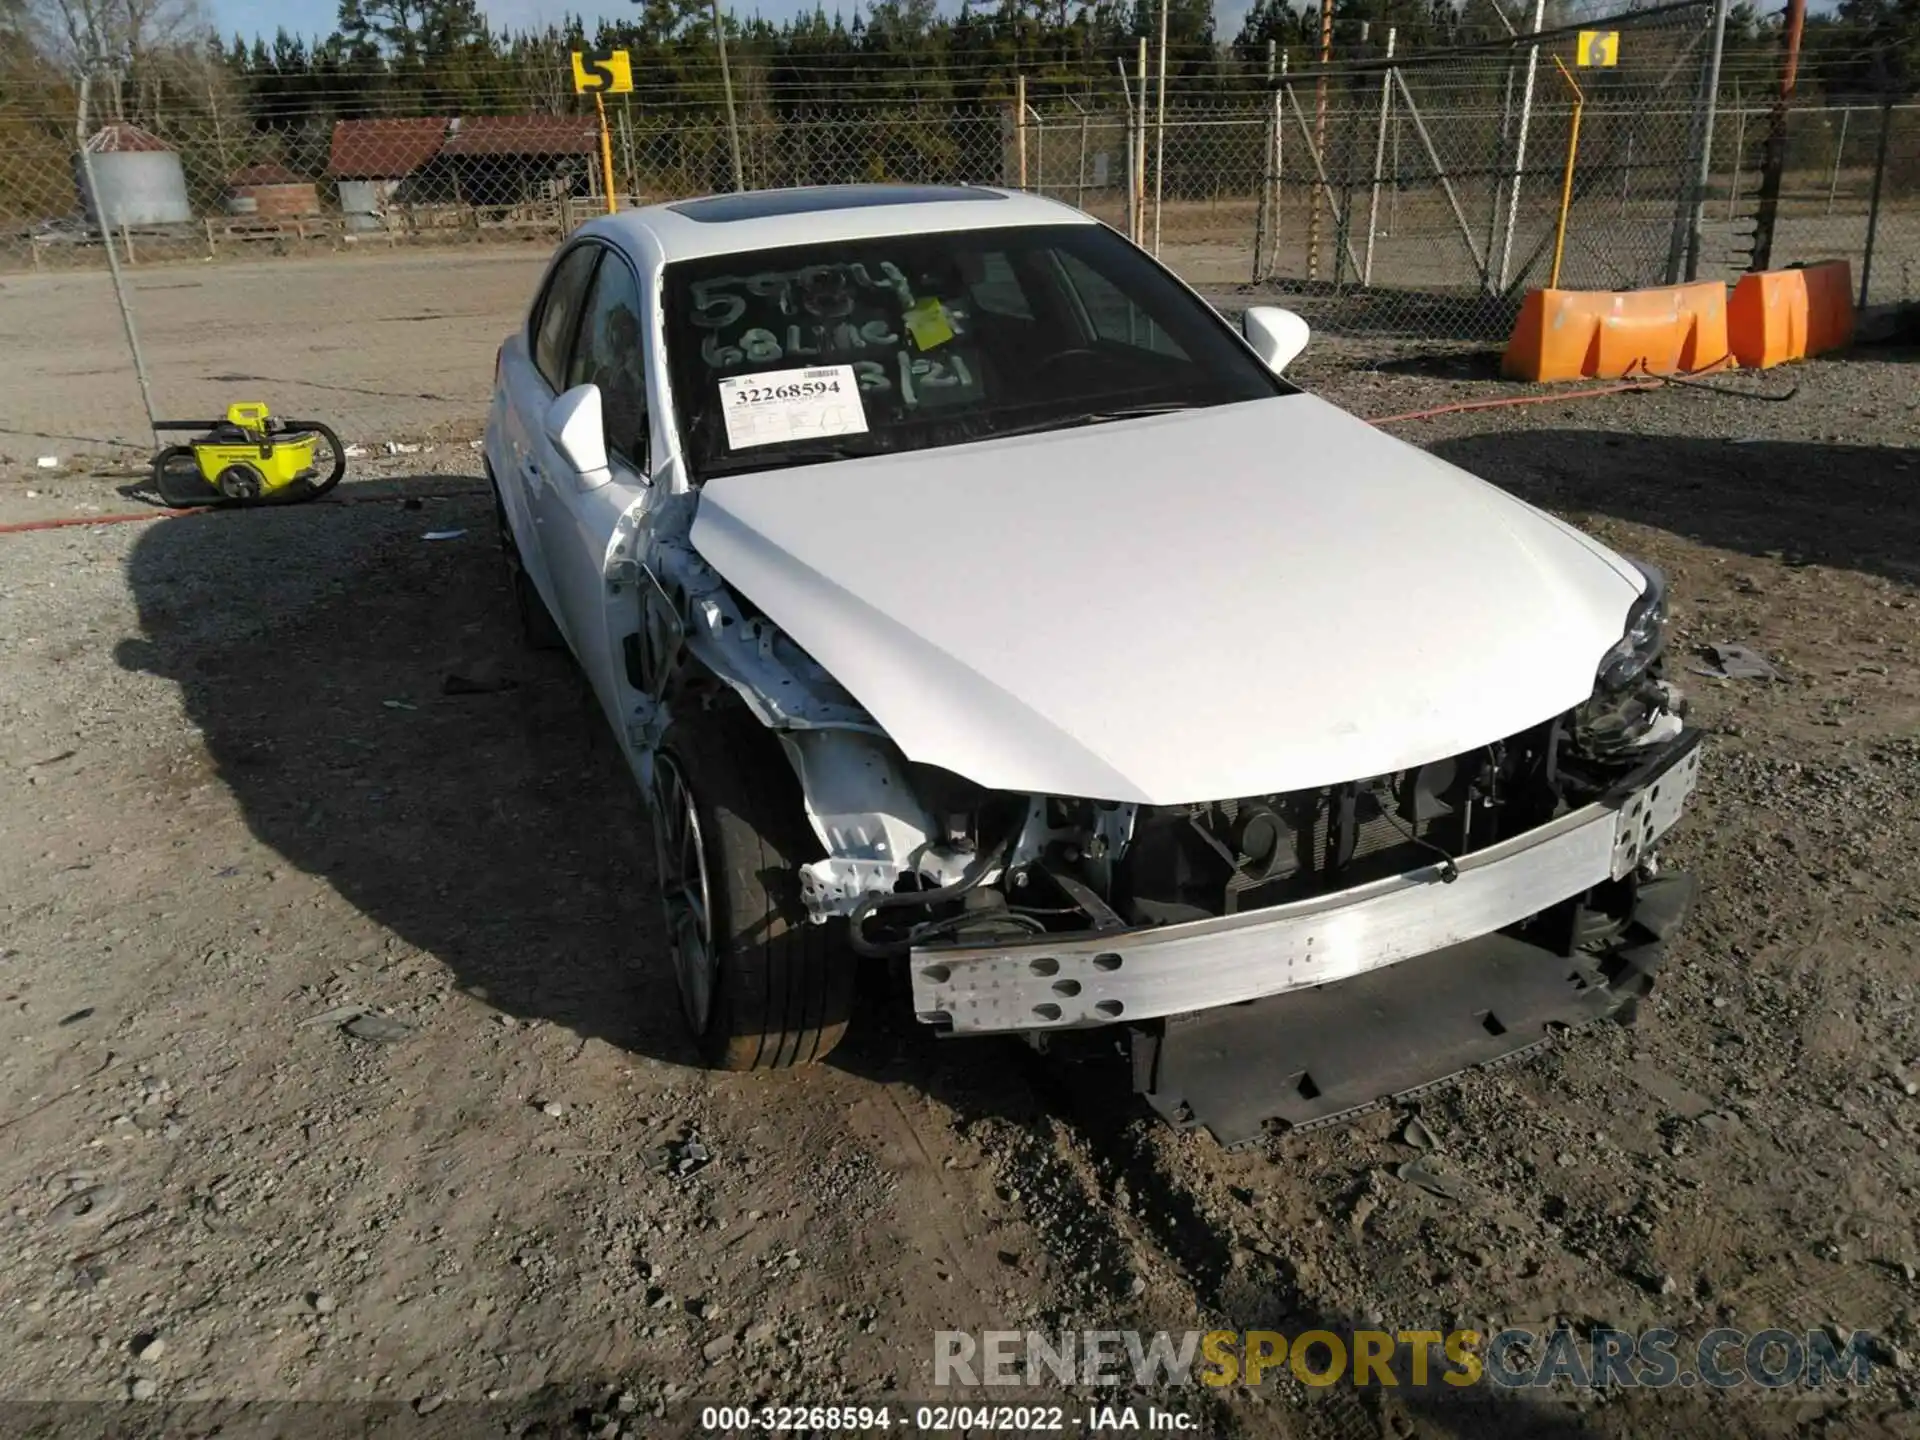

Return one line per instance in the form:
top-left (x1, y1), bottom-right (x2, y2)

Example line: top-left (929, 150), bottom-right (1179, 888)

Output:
top-left (1, 331), bottom-right (1918, 1438)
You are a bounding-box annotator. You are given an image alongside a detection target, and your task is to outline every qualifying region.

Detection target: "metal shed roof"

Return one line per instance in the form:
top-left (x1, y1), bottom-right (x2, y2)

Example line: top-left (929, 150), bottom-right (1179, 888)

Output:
top-left (327, 118), bottom-right (452, 179)
top-left (84, 124), bottom-right (173, 154)
top-left (438, 115), bottom-right (601, 158)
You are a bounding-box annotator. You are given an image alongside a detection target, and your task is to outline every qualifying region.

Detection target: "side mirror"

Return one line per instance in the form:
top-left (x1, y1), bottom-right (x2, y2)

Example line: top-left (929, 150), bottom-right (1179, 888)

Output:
top-left (1242, 306), bottom-right (1311, 375)
top-left (544, 384), bottom-right (611, 489)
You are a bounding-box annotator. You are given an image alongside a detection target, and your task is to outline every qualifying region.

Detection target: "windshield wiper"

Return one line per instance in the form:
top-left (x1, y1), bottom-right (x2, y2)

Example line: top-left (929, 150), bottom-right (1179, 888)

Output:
top-left (982, 401), bottom-right (1204, 442)
top-left (697, 443), bottom-right (876, 479)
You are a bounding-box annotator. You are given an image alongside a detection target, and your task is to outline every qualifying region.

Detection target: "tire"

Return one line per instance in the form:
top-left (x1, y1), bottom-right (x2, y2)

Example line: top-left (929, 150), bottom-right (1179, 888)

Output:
top-left (491, 471), bottom-right (564, 652)
top-left (651, 701), bottom-right (853, 1070)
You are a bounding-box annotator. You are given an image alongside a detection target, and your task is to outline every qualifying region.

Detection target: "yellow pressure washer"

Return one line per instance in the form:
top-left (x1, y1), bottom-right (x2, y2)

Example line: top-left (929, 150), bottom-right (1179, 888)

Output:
top-left (151, 403), bottom-right (346, 507)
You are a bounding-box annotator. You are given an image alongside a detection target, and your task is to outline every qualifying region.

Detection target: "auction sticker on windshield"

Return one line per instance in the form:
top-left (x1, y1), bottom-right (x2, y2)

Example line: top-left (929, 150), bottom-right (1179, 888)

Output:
top-left (719, 364), bottom-right (868, 450)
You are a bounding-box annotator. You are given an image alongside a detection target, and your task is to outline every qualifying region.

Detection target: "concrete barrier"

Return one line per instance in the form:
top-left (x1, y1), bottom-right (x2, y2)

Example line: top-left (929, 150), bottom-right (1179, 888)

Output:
top-left (1728, 261), bottom-right (1855, 369)
top-left (1502, 282), bottom-right (1731, 382)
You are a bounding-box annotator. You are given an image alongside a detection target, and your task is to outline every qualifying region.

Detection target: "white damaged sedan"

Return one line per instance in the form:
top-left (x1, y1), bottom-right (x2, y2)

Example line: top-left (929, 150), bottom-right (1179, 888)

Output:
top-left (485, 184), bottom-right (1701, 1143)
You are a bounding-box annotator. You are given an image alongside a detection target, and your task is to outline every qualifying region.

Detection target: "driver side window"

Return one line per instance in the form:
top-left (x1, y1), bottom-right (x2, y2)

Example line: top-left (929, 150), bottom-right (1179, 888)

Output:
top-left (565, 254), bottom-right (650, 469)
top-left (532, 245), bottom-right (602, 392)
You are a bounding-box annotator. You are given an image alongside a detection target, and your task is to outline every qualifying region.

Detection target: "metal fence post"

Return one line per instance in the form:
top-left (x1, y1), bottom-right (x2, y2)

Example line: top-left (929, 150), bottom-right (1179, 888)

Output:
top-left (1283, 81), bottom-right (1366, 279)
top-left (1035, 97), bottom-right (1046, 197)
top-left (1392, 70), bottom-right (1490, 283)
top-left (1362, 28), bottom-right (1395, 286)
top-left (1273, 52), bottom-right (1287, 276)
top-left (1152, 0), bottom-right (1169, 256)
top-left (1751, 0), bottom-right (1807, 269)
top-left (1485, 65), bottom-right (1514, 294)
top-left (1387, 101), bottom-right (1399, 237)
top-left (1726, 82), bottom-right (1745, 222)
top-left (1495, 0), bottom-right (1546, 293)
top-left (1859, 99), bottom-right (1893, 308)
top-left (1309, 0), bottom-right (1332, 280)
top-left (1015, 75), bottom-right (1028, 189)
top-left (1076, 102), bottom-right (1088, 209)
top-left (74, 71), bottom-right (157, 445)
top-left (710, 0), bottom-right (745, 192)
top-left (1334, 89), bottom-right (1359, 290)
top-left (619, 96), bottom-right (636, 200)
top-left (1686, 0), bottom-right (1731, 280)
top-left (1136, 39), bottom-right (1149, 245)
top-left (1116, 58), bottom-right (1136, 242)
top-left (1827, 108), bottom-right (1850, 216)
top-left (1253, 39), bottom-right (1275, 281)
top-left (1668, 0), bottom-right (1729, 282)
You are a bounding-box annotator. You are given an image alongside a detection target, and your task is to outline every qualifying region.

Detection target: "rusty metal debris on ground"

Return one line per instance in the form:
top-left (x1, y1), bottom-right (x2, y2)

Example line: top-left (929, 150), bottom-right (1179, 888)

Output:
top-left (342, 1013), bottom-right (413, 1043)
top-left (299, 1003), bottom-right (412, 1043)
top-left (652, 1129), bottom-right (713, 1178)
top-left (1394, 1159), bottom-right (1468, 1202)
top-left (1691, 643), bottom-right (1782, 681)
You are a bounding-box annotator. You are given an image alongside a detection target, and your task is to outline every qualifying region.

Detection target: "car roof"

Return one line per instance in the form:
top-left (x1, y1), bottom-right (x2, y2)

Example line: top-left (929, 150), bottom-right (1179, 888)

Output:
top-left (582, 184), bottom-right (1099, 264)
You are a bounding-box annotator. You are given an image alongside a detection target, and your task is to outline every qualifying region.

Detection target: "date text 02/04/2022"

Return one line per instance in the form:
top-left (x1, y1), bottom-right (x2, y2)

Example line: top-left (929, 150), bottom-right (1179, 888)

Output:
top-left (697, 1402), bottom-right (1198, 1431)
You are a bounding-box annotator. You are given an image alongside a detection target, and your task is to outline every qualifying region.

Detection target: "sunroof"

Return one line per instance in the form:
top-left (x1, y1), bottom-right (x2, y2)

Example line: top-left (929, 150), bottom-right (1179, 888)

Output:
top-left (668, 185), bottom-right (1005, 224)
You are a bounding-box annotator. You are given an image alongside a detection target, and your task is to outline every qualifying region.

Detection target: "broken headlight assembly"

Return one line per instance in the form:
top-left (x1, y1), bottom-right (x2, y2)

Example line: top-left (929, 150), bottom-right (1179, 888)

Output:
top-left (1577, 560), bottom-right (1684, 755)
top-left (1597, 560), bottom-right (1669, 691)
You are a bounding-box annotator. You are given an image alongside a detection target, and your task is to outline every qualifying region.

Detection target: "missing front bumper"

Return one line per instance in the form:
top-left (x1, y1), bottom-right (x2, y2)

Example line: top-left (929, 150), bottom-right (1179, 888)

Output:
top-left (910, 729), bottom-right (1703, 1035)
top-left (1129, 871), bottom-right (1695, 1147)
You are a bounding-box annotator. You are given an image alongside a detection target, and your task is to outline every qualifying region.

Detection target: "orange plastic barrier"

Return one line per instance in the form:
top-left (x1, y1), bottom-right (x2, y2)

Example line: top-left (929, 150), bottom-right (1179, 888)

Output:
top-left (1728, 261), bottom-right (1855, 369)
top-left (1502, 283), bottom-right (1730, 382)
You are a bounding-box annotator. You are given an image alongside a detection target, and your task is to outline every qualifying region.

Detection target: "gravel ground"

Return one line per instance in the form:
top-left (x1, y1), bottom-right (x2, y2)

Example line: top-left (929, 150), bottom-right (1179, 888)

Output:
top-left (0, 339), bottom-right (1917, 1438)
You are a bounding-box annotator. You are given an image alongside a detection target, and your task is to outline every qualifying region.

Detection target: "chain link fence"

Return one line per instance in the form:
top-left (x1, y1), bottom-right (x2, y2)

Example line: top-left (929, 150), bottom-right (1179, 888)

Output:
top-left (1019, 2), bottom-right (1737, 340)
top-left (1, 16), bottom-right (1916, 458)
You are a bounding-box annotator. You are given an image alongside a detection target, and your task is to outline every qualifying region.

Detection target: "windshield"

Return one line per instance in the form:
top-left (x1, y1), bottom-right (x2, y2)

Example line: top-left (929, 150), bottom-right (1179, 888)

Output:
top-left (661, 222), bottom-right (1288, 482)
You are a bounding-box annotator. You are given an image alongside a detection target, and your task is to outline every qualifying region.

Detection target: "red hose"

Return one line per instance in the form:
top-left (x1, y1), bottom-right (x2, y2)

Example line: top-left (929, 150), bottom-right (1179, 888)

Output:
top-left (1365, 378), bottom-right (1663, 426)
top-left (0, 507), bottom-right (202, 535)
top-left (1363, 355), bottom-right (1736, 426)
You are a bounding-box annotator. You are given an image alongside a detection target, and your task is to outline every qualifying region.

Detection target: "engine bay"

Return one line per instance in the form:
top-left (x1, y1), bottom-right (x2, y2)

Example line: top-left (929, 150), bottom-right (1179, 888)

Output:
top-left (844, 673), bottom-right (1690, 960)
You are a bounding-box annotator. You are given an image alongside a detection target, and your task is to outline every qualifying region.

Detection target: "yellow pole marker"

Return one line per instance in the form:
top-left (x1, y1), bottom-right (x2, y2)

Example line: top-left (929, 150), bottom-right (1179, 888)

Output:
top-left (595, 91), bottom-right (617, 214)
top-left (572, 49), bottom-right (633, 215)
top-left (1550, 55), bottom-right (1584, 289)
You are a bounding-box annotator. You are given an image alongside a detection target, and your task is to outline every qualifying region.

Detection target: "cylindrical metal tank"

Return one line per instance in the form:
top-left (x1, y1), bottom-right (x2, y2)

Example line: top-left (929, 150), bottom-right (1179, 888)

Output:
top-left (338, 177), bottom-right (399, 232)
top-left (73, 126), bottom-right (192, 227)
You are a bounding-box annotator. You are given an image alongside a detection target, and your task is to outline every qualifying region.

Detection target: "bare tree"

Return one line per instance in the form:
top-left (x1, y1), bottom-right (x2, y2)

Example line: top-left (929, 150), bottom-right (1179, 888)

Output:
top-left (28, 0), bottom-right (209, 116)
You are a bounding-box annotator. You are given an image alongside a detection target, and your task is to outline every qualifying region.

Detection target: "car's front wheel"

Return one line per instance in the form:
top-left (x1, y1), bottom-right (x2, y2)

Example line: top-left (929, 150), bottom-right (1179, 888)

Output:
top-left (649, 701), bottom-right (853, 1069)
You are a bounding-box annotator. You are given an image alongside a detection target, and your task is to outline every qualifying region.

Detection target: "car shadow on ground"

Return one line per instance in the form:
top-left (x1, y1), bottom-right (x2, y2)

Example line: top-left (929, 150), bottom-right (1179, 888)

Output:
top-left (1428, 429), bottom-right (1920, 588)
top-left (113, 480), bottom-right (1609, 1439)
top-left (114, 478), bottom-right (703, 1067)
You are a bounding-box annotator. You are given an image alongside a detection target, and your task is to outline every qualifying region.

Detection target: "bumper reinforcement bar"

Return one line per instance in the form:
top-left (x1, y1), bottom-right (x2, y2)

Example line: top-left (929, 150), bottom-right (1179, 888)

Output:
top-left (911, 730), bottom-right (1703, 1035)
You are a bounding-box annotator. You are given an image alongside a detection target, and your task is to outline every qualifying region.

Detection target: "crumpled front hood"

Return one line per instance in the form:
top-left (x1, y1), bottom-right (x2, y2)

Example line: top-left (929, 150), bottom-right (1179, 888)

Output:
top-left (689, 394), bottom-right (1643, 804)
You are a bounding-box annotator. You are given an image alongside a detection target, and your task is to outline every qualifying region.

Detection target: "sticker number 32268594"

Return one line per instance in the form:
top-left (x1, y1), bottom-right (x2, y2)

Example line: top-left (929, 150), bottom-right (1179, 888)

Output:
top-left (718, 364), bottom-right (868, 451)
